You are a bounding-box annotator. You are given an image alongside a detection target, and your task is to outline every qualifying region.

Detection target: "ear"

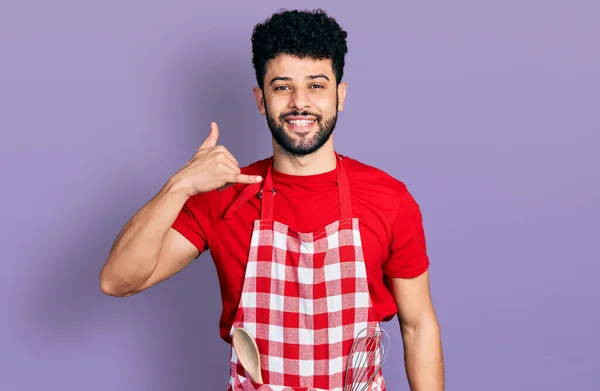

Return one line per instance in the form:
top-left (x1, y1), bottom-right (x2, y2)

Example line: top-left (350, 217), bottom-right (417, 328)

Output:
top-left (336, 81), bottom-right (347, 112)
top-left (253, 87), bottom-right (266, 115)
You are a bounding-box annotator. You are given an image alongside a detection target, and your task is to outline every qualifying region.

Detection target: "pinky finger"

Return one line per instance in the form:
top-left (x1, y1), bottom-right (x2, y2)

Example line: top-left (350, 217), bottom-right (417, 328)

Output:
top-left (231, 173), bottom-right (263, 184)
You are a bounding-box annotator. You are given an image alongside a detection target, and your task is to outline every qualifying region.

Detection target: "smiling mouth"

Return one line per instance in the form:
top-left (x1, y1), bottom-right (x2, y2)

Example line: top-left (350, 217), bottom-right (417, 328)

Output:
top-left (285, 119), bottom-right (316, 127)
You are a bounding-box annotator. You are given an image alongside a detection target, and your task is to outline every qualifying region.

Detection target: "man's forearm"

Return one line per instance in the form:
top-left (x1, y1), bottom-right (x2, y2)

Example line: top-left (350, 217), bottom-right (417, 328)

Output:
top-left (401, 321), bottom-right (444, 391)
top-left (99, 179), bottom-right (190, 295)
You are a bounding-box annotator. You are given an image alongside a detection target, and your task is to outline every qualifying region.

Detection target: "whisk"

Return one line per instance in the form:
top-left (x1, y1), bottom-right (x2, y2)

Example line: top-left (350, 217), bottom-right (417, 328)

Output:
top-left (343, 325), bottom-right (390, 391)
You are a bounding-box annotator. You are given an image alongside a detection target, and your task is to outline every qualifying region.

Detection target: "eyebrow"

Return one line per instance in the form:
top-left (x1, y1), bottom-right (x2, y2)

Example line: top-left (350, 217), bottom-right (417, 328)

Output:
top-left (269, 74), bottom-right (330, 85)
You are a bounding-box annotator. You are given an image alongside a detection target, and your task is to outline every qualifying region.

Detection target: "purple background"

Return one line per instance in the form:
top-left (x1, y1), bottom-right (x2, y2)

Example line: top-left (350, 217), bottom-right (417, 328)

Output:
top-left (1, 1), bottom-right (598, 390)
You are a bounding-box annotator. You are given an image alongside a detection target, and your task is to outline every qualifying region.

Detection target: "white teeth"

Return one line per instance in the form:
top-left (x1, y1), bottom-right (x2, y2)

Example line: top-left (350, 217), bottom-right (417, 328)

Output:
top-left (288, 120), bottom-right (314, 126)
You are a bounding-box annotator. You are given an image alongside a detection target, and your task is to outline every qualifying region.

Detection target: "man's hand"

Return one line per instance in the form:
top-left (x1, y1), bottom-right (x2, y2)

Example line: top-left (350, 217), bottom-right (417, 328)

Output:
top-left (171, 122), bottom-right (263, 197)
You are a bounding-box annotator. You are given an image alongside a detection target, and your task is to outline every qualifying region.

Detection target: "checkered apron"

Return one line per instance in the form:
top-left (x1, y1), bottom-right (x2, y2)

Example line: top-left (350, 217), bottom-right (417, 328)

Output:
top-left (227, 154), bottom-right (385, 391)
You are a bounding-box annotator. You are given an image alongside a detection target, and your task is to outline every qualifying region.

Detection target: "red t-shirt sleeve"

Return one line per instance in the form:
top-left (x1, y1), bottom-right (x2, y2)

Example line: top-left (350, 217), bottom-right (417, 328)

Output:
top-left (382, 186), bottom-right (430, 278)
top-left (171, 190), bottom-right (218, 254)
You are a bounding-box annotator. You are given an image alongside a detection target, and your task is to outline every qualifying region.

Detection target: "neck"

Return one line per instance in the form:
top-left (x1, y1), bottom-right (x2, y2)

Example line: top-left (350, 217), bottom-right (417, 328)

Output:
top-left (272, 137), bottom-right (337, 176)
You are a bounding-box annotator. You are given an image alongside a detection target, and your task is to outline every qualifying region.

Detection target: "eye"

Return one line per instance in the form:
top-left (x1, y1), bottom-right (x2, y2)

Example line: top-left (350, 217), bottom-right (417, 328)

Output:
top-left (275, 85), bottom-right (290, 91)
top-left (310, 84), bottom-right (324, 89)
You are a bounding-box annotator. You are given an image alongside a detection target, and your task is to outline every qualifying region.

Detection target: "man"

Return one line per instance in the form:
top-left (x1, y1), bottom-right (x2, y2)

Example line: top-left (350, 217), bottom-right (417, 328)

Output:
top-left (100, 9), bottom-right (444, 391)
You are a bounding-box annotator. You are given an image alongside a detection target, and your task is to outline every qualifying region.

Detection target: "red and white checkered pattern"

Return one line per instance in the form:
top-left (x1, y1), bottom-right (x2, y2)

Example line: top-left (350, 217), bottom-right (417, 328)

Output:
top-left (227, 155), bottom-right (386, 391)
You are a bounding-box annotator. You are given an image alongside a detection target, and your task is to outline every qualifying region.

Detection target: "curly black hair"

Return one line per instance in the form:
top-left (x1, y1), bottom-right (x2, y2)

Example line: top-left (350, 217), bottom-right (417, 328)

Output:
top-left (251, 9), bottom-right (348, 89)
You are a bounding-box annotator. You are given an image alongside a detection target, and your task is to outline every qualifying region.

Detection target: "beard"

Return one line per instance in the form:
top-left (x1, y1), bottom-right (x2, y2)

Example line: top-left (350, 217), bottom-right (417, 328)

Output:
top-left (264, 95), bottom-right (338, 157)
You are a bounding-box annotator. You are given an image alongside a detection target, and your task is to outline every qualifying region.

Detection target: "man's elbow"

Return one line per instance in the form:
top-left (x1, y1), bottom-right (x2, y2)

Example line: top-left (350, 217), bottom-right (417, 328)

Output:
top-left (100, 279), bottom-right (131, 297)
top-left (99, 270), bottom-right (138, 298)
top-left (399, 311), bottom-right (440, 336)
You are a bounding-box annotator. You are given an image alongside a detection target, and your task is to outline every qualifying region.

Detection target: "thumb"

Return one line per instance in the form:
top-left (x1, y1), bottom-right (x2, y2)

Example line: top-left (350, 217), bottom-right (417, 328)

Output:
top-left (200, 122), bottom-right (219, 149)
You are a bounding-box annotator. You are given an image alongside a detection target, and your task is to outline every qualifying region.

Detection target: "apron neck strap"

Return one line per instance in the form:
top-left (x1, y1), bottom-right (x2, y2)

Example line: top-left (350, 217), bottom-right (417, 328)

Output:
top-left (260, 152), bottom-right (352, 220)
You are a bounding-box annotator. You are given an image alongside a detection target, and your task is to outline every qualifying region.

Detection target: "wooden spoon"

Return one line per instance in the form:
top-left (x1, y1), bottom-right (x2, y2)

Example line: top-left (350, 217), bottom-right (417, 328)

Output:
top-left (232, 327), bottom-right (263, 384)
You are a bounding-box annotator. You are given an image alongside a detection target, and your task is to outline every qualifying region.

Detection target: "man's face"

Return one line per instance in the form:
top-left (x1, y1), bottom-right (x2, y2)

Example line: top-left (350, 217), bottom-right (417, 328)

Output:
top-left (254, 54), bottom-right (347, 156)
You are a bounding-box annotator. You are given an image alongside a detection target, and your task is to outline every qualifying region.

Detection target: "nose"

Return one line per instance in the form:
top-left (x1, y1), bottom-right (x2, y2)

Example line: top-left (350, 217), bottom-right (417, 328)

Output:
top-left (288, 88), bottom-right (310, 111)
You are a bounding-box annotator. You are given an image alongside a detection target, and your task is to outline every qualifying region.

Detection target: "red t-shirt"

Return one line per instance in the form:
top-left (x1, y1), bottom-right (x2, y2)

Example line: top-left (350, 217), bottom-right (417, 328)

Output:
top-left (172, 154), bottom-right (430, 342)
